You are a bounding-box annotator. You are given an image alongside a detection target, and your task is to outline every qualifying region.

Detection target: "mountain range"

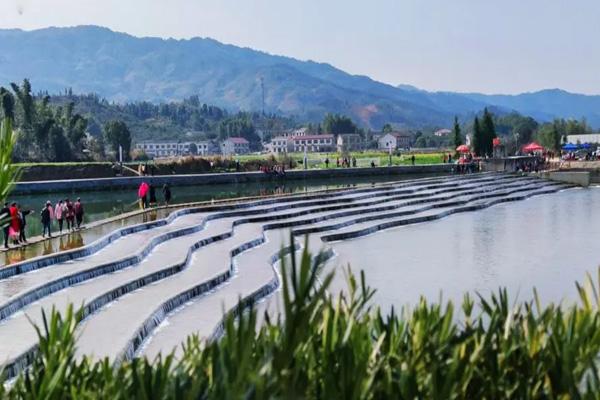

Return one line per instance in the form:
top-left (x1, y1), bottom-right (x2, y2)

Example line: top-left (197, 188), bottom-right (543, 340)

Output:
top-left (1, 25), bottom-right (599, 129)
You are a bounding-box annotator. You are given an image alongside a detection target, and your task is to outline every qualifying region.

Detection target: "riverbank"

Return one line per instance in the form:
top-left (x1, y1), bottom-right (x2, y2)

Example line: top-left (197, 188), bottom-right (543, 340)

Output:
top-left (13, 164), bottom-right (453, 194)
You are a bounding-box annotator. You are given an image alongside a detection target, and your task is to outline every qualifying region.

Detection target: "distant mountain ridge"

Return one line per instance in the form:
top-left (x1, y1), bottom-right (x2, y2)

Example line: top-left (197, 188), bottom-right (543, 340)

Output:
top-left (1, 25), bottom-right (599, 129)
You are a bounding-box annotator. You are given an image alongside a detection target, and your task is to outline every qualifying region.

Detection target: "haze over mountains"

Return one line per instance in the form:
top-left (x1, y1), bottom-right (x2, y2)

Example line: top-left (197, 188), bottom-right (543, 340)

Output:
top-left (1, 25), bottom-right (599, 129)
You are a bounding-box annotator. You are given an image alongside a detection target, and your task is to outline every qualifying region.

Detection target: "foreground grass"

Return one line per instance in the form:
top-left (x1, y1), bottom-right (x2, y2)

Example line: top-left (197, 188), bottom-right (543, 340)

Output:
top-left (2, 237), bottom-right (600, 398)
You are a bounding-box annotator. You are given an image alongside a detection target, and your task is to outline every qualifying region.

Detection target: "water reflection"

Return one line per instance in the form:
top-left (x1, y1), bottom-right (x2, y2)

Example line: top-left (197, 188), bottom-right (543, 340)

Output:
top-left (328, 187), bottom-right (600, 310)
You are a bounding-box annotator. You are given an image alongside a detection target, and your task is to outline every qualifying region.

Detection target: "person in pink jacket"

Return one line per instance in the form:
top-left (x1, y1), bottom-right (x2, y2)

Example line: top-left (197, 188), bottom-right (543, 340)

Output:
top-left (55, 200), bottom-right (64, 233)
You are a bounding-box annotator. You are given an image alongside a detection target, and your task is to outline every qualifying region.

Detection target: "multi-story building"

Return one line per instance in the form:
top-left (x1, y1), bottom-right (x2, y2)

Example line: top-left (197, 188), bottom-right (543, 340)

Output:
top-left (336, 133), bottom-right (363, 152)
top-left (377, 132), bottom-right (412, 150)
top-left (290, 135), bottom-right (335, 153)
top-left (269, 136), bottom-right (290, 154)
top-left (134, 140), bottom-right (219, 158)
top-left (221, 137), bottom-right (250, 156)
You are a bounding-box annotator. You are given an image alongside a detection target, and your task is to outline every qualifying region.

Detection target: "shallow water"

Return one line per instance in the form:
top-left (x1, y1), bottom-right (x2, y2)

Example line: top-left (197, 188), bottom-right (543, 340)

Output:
top-left (328, 186), bottom-right (600, 308)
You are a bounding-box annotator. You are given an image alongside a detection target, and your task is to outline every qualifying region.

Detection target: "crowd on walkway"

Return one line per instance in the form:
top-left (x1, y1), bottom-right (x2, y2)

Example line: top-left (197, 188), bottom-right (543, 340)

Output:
top-left (0, 198), bottom-right (85, 249)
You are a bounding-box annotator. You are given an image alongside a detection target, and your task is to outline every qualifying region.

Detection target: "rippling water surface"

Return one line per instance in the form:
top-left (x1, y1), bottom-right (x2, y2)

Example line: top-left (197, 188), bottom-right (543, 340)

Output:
top-left (328, 186), bottom-right (600, 309)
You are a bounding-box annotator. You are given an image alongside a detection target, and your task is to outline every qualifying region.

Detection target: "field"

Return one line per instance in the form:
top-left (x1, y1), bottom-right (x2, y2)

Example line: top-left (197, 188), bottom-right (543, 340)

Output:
top-left (235, 151), bottom-right (449, 169)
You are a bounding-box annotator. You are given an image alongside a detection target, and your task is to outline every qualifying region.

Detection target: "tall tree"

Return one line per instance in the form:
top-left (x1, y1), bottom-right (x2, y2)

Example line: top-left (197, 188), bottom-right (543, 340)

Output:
top-left (322, 114), bottom-right (357, 135)
top-left (472, 117), bottom-right (482, 156)
top-left (481, 108), bottom-right (496, 157)
top-left (103, 120), bottom-right (132, 160)
top-left (452, 116), bottom-right (462, 149)
top-left (382, 123), bottom-right (393, 133)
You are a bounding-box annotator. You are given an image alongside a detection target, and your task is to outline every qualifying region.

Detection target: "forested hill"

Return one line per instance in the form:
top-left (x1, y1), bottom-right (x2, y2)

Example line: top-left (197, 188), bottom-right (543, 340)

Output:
top-left (1, 26), bottom-right (600, 128)
top-left (48, 92), bottom-right (293, 142)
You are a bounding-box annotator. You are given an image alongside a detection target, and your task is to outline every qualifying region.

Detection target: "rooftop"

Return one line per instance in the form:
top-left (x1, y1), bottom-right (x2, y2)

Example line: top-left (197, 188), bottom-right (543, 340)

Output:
top-left (224, 137), bottom-right (249, 144)
top-left (291, 135), bottom-right (334, 141)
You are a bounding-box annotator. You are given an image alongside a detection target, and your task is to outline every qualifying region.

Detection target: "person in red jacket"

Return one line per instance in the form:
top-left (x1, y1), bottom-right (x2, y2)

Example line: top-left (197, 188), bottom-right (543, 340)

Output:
top-left (9, 202), bottom-right (20, 245)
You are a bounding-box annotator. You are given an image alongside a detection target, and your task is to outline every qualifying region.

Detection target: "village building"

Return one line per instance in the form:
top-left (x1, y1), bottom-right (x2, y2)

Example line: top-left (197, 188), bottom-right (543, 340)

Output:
top-left (134, 140), bottom-right (219, 158)
top-left (290, 135), bottom-right (335, 152)
top-left (377, 132), bottom-right (412, 150)
top-left (269, 136), bottom-right (290, 154)
top-left (434, 128), bottom-right (452, 137)
top-left (221, 137), bottom-right (250, 155)
top-left (336, 133), bottom-right (363, 152)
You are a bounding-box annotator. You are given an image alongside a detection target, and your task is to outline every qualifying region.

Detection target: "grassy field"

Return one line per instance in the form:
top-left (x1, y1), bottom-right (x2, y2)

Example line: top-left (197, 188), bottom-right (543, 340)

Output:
top-left (235, 151), bottom-right (449, 169)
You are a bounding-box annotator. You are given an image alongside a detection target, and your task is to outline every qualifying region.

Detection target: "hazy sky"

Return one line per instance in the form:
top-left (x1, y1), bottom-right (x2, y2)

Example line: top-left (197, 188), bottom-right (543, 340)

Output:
top-left (1, 0), bottom-right (599, 94)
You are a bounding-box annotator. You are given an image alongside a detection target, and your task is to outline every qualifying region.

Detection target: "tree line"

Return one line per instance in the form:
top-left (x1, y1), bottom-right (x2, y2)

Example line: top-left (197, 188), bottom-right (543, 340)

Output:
top-left (0, 80), bottom-right (135, 162)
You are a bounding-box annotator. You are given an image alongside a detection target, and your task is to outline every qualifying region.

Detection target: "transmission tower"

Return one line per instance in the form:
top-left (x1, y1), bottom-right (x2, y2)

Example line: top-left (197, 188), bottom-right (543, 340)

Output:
top-left (260, 76), bottom-right (265, 116)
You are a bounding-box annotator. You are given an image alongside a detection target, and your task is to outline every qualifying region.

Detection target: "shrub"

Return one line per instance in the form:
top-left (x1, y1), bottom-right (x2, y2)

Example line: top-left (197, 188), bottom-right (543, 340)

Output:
top-left (3, 237), bottom-right (600, 398)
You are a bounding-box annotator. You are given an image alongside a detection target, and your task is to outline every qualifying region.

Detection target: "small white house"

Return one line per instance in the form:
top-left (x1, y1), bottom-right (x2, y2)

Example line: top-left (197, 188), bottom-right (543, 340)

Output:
top-left (337, 133), bottom-right (363, 152)
top-left (434, 128), bottom-right (452, 137)
top-left (377, 132), bottom-right (411, 150)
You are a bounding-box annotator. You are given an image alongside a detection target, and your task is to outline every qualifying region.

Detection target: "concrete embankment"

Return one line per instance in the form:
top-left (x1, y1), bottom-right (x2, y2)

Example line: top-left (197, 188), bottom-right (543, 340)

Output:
top-left (539, 171), bottom-right (592, 187)
top-left (12, 164), bottom-right (453, 195)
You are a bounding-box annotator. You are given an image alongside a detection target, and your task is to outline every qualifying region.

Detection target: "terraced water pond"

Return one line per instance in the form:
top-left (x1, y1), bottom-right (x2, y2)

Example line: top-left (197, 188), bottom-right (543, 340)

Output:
top-left (0, 173), bottom-right (583, 376)
top-left (2, 174), bottom-right (418, 265)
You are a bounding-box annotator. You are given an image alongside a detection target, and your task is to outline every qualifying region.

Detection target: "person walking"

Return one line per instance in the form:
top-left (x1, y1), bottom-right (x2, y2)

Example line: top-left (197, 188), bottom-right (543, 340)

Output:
top-left (149, 184), bottom-right (157, 207)
top-left (55, 200), bottom-right (65, 233)
top-left (1, 202), bottom-right (11, 249)
top-left (162, 184), bottom-right (172, 206)
top-left (138, 182), bottom-right (149, 209)
top-left (41, 201), bottom-right (53, 238)
top-left (65, 198), bottom-right (75, 231)
top-left (411, 154), bottom-right (416, 165)
top-left (9, 203), bottom-right (20, 245)
top-left (74, 198), bottom-right (84, 229)
top-left (18, 204), bottom-right (32, 243)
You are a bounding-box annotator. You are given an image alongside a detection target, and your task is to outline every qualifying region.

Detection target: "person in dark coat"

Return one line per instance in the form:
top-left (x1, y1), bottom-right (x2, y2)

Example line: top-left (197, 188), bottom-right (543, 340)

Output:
top-left (162, 184), bottom-right (172, 206)
top-left (18, 204), bottom-right (33, 243)
top-left (41, 201), bottom-right (53, 238)
top-left (149, 185), bottom-right (157, 207)
top-left (1, 202), bottom-right (10, 249)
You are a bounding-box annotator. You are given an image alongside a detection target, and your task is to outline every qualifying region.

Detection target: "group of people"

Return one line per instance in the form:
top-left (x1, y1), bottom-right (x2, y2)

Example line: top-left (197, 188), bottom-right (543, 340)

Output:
top-left (1, 203), bottom-right (32, 248)
top-left (0, 198), bottom-right (84, 249)
top-left (514, 158), bottom-right (543, 173)
top-left (260, 164), bottom-right (286, 176)
top-left (138, 182), bottom-right (172, 209)
top-left (323, 157), bottom-right (358, 168)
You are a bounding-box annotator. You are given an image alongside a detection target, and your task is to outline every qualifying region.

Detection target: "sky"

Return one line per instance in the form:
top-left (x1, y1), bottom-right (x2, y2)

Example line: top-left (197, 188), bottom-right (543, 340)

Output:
top-left (1, 0), bottom-right (599, 95)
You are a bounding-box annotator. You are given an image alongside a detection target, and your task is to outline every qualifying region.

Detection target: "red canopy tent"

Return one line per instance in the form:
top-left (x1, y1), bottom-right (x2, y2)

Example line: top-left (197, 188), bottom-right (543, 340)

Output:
top-left (522, 142), bottom-right (544, 152)
top-left (456, 144), bottom-right (470, 153)
top-left (493, 137), bottom-right (501, 147)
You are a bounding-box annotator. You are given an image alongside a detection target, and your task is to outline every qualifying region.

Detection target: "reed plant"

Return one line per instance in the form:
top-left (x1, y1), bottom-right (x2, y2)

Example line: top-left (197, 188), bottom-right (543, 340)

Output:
top-left (2, 237), bottom-right (600, 398)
